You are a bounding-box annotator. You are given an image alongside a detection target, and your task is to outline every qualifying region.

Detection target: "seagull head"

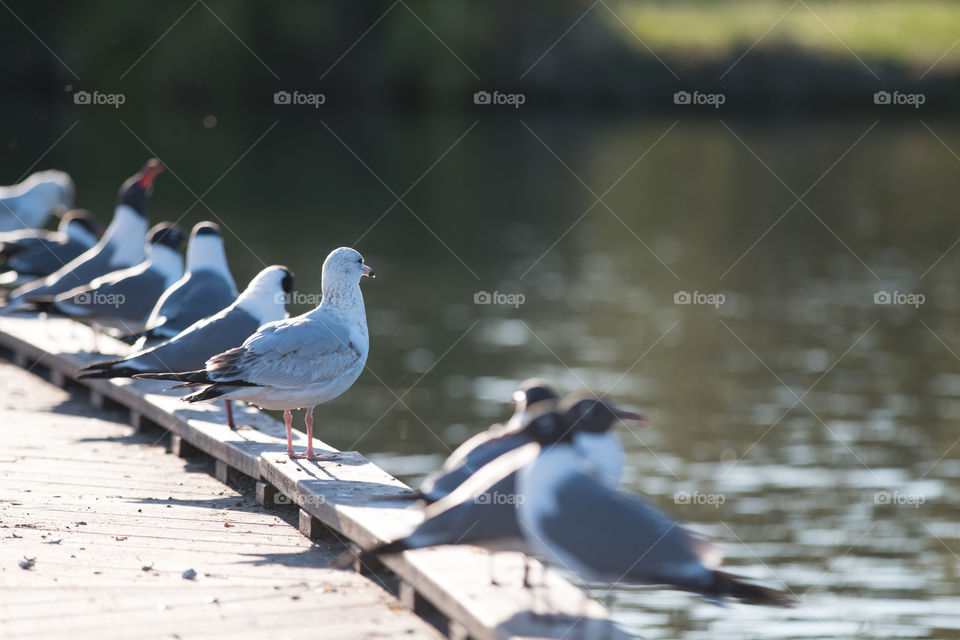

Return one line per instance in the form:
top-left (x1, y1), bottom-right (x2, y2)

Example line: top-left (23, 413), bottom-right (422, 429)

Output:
top-left (510, 379), bottom-right (559, 426)
top-left (118, 159), bottom-right (164, 218)
top-left (243, 264), bottom-right (295, 302)
top-left (322, 247), bottom-right (375, 289)
top-left (560, 392), bottom-right (649, 434)
top-left (147, 222), bottom-right (186, 253)
top-left (186, 221), bottom-right (229, 273)
top-left (60, 209), bottom-right (104, 245)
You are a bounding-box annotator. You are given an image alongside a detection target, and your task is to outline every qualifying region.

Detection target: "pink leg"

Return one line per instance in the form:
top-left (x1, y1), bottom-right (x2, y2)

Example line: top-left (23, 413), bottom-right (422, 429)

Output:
top-left (294, 406), bottom-right (339, 461)
top-left (225, 400), bottom-right (235, 429)
top-left (284, 409), bottom-right (296, 458)
top-left (305, 406), bottom-right (315, 458)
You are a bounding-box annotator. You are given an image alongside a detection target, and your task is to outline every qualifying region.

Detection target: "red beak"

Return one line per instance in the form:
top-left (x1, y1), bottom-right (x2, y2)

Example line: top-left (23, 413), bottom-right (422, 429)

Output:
top-left (615, 408), bottom-right (650, 425)
top-left (361, 264), bottom-right (375, 278)
top-left (137, 159), bottom-right (165, 188)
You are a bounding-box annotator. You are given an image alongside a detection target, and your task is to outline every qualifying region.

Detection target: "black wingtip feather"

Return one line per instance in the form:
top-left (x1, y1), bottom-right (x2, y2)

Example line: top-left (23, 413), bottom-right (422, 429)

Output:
top-left (707, 571), bottom-right (797, 607)
top-left (77, 365), bottom-right (141, 380)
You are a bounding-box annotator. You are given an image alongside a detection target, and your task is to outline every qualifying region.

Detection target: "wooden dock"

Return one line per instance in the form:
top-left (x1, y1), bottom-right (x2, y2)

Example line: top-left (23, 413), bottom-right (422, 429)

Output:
top-left (0, 314), bottom-right (628, 640)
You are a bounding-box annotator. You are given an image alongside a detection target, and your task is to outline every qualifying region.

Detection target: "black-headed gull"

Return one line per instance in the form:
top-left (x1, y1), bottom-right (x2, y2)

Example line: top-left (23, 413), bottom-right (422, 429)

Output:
top-left (32, 222), bottom-right (185, 333)
top-left (0, 210), bottom-right (103, 285)
top-left (516, 424), bottom-right (795, 606)
top-left (420, 388), bottom-right (643, 502)
top-left (368, 396), bottom-right (645, 567)
top-left (82, 265), bottom-right (293, 428)
top-left (4, 160), bottom-right (162, 308)
top-left (418, 379), bottom-right (559, 502)
top-left (125, 221), bottom-right (237, 347)
top-left (137, 247), bottom-right (373, 459)
top-left (0, 169), bottom-right (75, 232)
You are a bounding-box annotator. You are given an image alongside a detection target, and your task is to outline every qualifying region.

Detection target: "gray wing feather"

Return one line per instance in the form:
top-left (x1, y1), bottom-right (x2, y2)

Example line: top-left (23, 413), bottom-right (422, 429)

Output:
top-left (9, 239), bottom-right (88, 276)
top-left (146, 270), bottom-right (237, 335)
top-left (420, 432), bottom-right (530, 502)
top-left (207, 313), bottom-right (363, 387)
top-left (55, 264), bottom-right (165, 320)
top-left (529, 470), bottom-right (711, 586)
top-left (127, 306), bottom-right (261, 373)
top-left (11, 244), bottom-right (116, 299)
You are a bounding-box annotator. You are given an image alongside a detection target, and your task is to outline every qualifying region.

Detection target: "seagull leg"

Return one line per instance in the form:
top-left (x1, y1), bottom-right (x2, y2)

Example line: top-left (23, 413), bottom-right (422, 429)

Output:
top-left (305, 406), bottom-right (315, 458)
top-left (284, 409), bottom-right (297, 458)
top-left (224, 400), bottom-right (235, 429)
top-left (299, 405), bottom-right (339, 462)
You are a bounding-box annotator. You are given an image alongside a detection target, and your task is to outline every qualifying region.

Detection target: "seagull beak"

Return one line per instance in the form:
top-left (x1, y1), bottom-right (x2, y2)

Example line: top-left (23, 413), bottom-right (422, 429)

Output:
top-left (138, 160), bottom-right (165, 188)
top-left (362, 264), bottom-right (375, 278)
top-left (615, 408), bottom-right (650, 425)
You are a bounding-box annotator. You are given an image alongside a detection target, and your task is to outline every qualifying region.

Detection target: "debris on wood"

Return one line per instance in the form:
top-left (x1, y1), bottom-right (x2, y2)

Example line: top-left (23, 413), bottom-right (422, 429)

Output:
top-left (182, 568), bottom-right (197, 580)
top-left (19, 557), bottom-right (36, 570)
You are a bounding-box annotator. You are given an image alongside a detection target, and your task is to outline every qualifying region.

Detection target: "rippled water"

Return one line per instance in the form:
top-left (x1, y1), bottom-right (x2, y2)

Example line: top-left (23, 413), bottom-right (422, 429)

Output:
top-left (4, 109), bottom-right (960, 638)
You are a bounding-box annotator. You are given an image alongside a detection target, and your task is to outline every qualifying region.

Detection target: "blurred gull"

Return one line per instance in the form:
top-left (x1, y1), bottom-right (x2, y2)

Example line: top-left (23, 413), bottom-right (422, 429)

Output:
top-left (366, 394), bottom-right (647, 585)
top-left (0, 210), bottom-right (103, 286)
top-left (418, 379), bottom-right (559, 502)
top-left (0, 169), bottom-right (75, 232)
top-left (3, 159), bottom-right (162, 310)
top-left (516, 420), bottom-right (796, 606)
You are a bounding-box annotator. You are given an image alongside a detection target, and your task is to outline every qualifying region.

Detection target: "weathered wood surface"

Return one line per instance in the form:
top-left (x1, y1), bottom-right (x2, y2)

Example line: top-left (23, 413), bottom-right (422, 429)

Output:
top-left (0, 358), bottom-right (441, 640)
top-left (0, 314), bottom-right (629, 639)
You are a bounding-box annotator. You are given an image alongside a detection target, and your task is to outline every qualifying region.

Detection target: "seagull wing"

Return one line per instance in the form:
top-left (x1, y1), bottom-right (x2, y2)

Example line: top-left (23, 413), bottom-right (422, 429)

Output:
top-left (206, 312), bottom-right (364, 388)
top-left (523, 466), bottom-right (717, 587)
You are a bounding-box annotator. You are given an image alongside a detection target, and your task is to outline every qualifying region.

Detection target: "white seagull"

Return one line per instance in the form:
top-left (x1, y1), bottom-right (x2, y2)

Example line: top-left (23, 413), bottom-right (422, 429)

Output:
top-left (125, 220), bottom-right (237, 347)
top-left (0, 169), bottom-right (75, 232)
top-left (82, 265), bottom-right (294, 428)
top-left (137, 247), bottom-right (374, 458)
top-left (3, 160), bottom-right (162, 309)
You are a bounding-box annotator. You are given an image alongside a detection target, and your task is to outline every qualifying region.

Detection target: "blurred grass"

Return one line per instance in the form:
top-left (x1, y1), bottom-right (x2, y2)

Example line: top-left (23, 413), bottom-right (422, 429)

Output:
top-left (612, 0), bottom-right (960, 69)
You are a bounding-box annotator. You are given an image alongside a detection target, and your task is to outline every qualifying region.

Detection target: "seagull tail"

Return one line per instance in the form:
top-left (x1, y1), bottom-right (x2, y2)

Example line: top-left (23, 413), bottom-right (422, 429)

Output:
top-left (77, 364), bottom-right (141, 380)
top-left (706, 571), bottom-right (797, 607)
top-left (134, 370), bottom-right (213, 384)
top-left (182, 384), bottom-right (229, 403)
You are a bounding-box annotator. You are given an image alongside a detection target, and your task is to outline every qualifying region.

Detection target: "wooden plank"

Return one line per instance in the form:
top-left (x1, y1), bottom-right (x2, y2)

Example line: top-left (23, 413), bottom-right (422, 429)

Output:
top-left (0, 313), bottom-right (630, 640)
top-left (0, 359), bottom-right (442, 640)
